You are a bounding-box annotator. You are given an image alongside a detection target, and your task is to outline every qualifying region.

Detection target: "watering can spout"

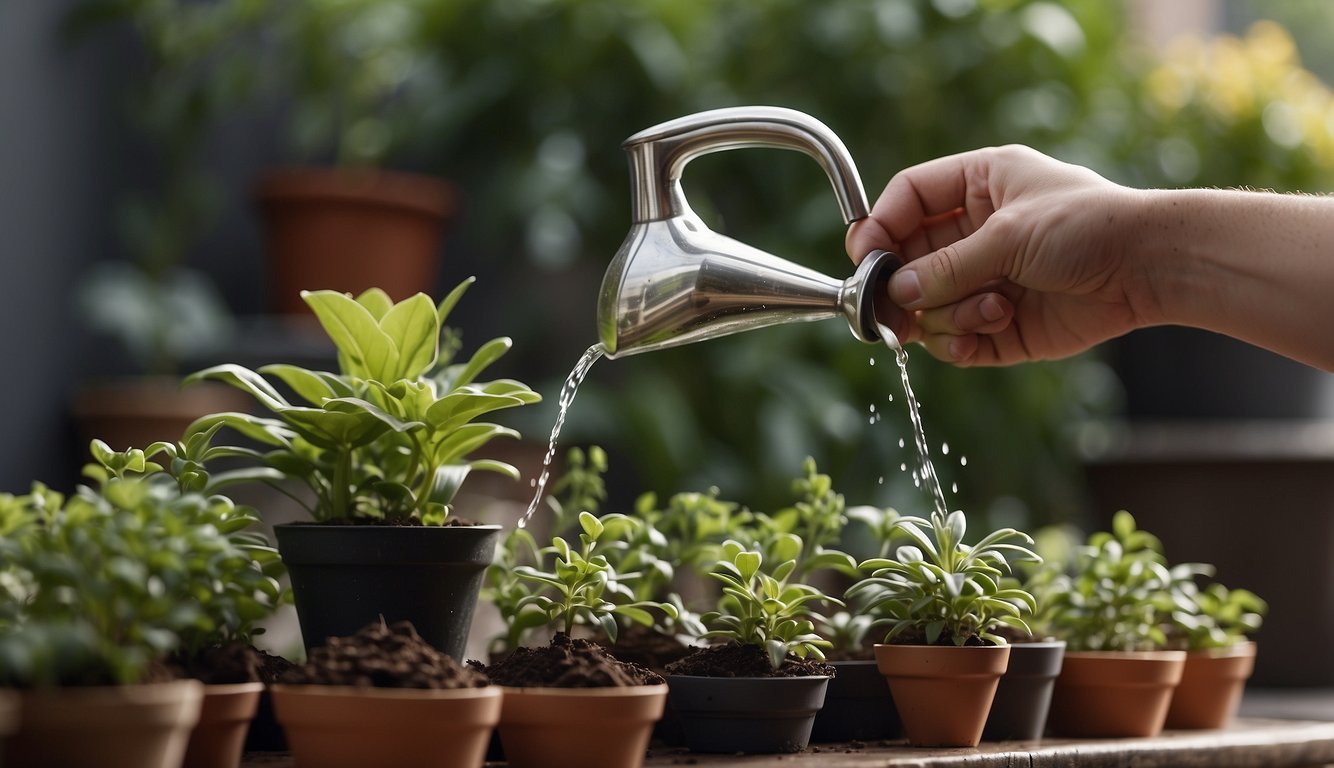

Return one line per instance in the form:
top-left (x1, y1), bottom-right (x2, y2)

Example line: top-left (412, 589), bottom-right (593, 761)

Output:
top-left (597, 106), bottom-right (901, 359)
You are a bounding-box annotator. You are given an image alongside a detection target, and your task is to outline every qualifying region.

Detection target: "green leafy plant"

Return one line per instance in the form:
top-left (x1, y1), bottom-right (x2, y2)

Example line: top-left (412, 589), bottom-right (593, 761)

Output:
top-left (700, 541), bottom-right (839, 671)
top-left (739, 458), bottom-right (858, 579)
top-left (0, 442), bottom-right (284, 687)
top-left (847, 509), bottom-right (1039, 647)
top-left (511, 511), bottom-right (677, 644)
top-left (186, 279), bottom-right (541, 523)
top-left (1167, 569), bottom-right (1268, 652)
top-left (1043, 511), bottom-right (1181, 652)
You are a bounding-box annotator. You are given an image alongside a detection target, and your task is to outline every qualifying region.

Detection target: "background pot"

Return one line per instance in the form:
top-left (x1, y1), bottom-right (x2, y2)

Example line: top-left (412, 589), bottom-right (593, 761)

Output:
top-left (275, 523), bottom-right (500, 659)
top-left (4, 679), bottom-right (203, 768)
top-left (71, 378), bottom-right (253, 454)
top-left (255, 168), bottom-right (455, 314)
top-left (810, 659), bottom-right (901, 743)
top-left (183, 682), bottom-right (264, 768)
top-left (1165, 641), bottom-right (1257, 730)
top-left (983, 640), bottom-right (1065, 741)
top-left (498, 685), bottom-right (666, 768)
top-left (1048, 650), bottom-right (1186, 738)
top-left (272, 684), bottom-right (501, 768)
top-left (875, 643), bottom-right (1010, 747)
top-left (667, 675), bottom-right (829, 754)
top-left (0, 689), bottom-right (18, 751)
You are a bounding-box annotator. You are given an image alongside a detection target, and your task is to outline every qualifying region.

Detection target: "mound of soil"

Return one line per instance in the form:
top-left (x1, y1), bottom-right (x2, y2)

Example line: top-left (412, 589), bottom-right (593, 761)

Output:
top-left (478, 633), bottom-right (664, 688)
top-left (665, 642), bottom-right (836, 678)
top-left (601, 624), bottom-right (694, 675)
top-left (282, 619), bottom-right (487, 689)
top-left (176, 643), bottom-right (295, 685)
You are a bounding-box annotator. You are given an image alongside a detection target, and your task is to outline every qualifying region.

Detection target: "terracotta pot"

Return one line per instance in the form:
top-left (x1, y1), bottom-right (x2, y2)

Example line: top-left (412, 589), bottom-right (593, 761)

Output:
top-left (498, 685), bottom-right (666, 768)
top-left (1165, 641), bottom-right (1257, 730)
top-left (272, 684), bottom-right (501, 768)
top-left (4, 679), bottom-right (204, 768)
top-left (810, 660), bottom-right (901, 743)
top-left (255, 167), bottom-right (455, 314)
top-left (983, 640), bottom-right (1065, 741)
top-left (275, 523), bottom-right (501, 659)
top-left (71, 377), bottom-right (254, 453)
top-left (667, 675), bottom-right (830, 754)
top-left (183, 682), bottom-right (264, 768)
top-left (874, 643), bottom-right (1011, 747)
top-left (1048, 650), bottom-right (1186, 738)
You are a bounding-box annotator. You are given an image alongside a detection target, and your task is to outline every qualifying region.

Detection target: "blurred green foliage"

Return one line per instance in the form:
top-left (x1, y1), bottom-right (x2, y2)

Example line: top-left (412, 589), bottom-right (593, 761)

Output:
top-left (77, 0), bottom-right (1334, 529)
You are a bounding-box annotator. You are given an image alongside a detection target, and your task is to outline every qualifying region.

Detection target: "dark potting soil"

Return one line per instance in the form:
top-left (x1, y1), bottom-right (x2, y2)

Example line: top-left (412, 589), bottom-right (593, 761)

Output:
top-left (601, 623), bottom-right (695, 675)
top-left (175, 643), bottom-right (296, 685)
top-left (665, 642), bottom-right (836, 678)
top-left (282, 619), bottom-right (488, 689)
top-left (476, 632), bottom-right (665, 688)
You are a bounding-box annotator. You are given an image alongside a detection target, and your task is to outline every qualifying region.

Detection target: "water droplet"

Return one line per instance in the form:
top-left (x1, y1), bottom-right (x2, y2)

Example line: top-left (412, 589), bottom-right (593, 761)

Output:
top-left (868, 417), bottom-right (875, 425)
top-left (529, 478), bottom-right (537, 487)
top-left (869, 404), bottom-right (877, 413)
top-left (960, 456), bottom-right (968, 467)
top-left (887, 393), bottom-right (894, 402)
top-left (898, 438), bottom-right (905, 449)
top-left (941, 442), bottom-right (950, 455)
top-left (900, 463), bottom-right (907, 472)
top-left (877, 476), bottom-right (884, 485)
top-left (870, 357), bottom-right (876, 366)
top-left (951, 482), bottom-right (959, 494)
top-left (516, 517), bottom-right (527, 529)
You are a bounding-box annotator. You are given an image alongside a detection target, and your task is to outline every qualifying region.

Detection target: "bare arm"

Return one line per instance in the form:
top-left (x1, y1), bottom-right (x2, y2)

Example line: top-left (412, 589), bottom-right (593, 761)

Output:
top-left (847, 145), bottom-right (1334, 371)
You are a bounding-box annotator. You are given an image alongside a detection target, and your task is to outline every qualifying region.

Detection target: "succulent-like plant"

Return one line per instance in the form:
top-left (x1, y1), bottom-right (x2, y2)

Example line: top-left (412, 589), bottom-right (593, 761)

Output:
top-left (847, 508), bottom-right (1039, 647)
top-left (0, 442), bottom-right (284, 687)
top-left (1042, 511), bottom-right (1180, 652)
top-left (511, 512), bottom-right (677, 644)
top-left (187, 279), bottom-right (541, 523)
top-left (1167, 568), bottom-right (1267, 652)
top-left (741, 459), bottom-right (858, 579)
top-left (700, 541), bottom-right (839, 671)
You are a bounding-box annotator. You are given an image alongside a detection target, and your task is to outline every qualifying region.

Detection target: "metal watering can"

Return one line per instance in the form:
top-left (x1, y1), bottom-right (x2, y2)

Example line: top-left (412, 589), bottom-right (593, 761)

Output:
top-left (597, 106), bottom-right (900, 359)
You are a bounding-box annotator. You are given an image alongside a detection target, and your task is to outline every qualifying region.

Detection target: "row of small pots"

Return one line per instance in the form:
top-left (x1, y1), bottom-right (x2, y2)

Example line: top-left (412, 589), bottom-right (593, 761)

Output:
top-left (2, 680), bottom-right (262, 768)
top-left (879, 639), bottom-right (1257, 747)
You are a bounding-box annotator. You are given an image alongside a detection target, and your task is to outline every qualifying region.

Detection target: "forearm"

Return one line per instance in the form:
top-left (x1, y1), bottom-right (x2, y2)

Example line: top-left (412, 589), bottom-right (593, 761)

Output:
top-left (1128, 188), bottom-right (1334, 370)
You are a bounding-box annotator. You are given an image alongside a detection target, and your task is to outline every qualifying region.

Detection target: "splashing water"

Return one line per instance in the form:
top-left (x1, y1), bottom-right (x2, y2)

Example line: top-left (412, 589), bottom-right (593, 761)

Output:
top-left (877, 322), bottom-right (949, 518)
top-left (519, 343), bottom-right (605, 528)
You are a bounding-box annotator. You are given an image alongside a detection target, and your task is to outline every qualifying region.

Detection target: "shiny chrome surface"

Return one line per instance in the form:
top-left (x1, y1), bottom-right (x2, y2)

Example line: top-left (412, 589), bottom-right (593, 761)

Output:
top-left (599, 106), bottom-right (895, 358)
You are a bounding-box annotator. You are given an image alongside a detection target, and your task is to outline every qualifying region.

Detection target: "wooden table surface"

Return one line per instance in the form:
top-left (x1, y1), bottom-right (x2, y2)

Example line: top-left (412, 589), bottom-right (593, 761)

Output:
top-left (241, 717), bottom-right (1334, 767)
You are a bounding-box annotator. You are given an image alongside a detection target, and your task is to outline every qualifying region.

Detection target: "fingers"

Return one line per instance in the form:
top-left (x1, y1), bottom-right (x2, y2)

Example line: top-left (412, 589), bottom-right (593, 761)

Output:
top-left (911, 293), bottom-right (1017, 366)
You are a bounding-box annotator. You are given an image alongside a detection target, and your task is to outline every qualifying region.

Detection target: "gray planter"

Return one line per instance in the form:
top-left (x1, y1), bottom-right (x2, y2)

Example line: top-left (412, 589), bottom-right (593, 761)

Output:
top-left (983, 640), bottom-right (1065, 741)
top-left (275, 523), bottom-right (501, 659)
top-left (810, 660), bottom-right (901, 743)
top-left (666, 675), bottom-right (829, 754)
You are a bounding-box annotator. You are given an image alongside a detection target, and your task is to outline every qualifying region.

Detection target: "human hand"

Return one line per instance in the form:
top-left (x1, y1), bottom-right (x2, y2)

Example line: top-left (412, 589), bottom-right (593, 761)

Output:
top-left (848, 145), bottom-right (1149, 366)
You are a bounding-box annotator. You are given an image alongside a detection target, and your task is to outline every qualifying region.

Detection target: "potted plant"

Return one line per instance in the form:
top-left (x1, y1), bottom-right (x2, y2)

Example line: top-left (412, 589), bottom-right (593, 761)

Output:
top-left (665, 542), bottom-right (837, 755)
top-left (0, 442), bottom-right (282, 768)
top-left (481, 511), bottom-right (671, 768)
top-left (1164, 574), bottom-right (1267, 730)
top-left (186, 280), bottom-right (541, 658)
top-left (980, 576), bottom-right (1066, 742)
top-left (847, 507), bottom-right (1040, 747)
top-left (272, 618), bottom-right (500, 768)
top-left (257, 0), bottom-right (454, 313)
top-left (84, 437), bottom-right (291, 768)
top-left (1042, 511), bottom-right (1188, 738)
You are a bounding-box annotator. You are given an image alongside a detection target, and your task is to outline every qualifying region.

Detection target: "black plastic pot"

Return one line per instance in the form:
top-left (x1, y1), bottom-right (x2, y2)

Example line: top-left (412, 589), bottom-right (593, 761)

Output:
top-left (983, 640), bottom-right (1065, 741)
top-left (274, 523), bottom-right (501, 659)
top-left (666, 675), bottom-right (829, 754)
top-left (810, 660), bottom-right (901, 743)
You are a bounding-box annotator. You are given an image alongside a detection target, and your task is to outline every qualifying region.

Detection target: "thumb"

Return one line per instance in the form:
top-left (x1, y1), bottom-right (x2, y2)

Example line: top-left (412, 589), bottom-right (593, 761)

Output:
top-left (887, 229), bottom-right (1005, 310)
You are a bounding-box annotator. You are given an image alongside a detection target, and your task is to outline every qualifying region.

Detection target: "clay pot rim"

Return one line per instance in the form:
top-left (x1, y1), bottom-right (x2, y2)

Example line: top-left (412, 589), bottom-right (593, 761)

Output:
top-left (19, 678), bottom-right (204, 705)
top-left (1183, 640), bottom-right (1257, 660)
top-left (271, 684), bottom-right (501, 701)
top-left (1063, 649), bottom-right (1187, 662)
top-left (499, 684), bottom-right (666, 698)
top-left (255, 167), bottom-right (455, 219)
top-left (199, 681), bottom-right (266, 696)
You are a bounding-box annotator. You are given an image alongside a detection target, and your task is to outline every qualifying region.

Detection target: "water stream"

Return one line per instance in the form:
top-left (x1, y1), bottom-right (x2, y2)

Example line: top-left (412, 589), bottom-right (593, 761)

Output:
top-left (519, 342), bottom-right (605, 528)
top-left (877, 321), bottom-right (950, 519)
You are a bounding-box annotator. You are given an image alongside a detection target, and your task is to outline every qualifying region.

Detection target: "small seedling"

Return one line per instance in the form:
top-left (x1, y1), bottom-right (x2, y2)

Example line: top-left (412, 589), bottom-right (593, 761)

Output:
top-left (700, 540), bottom-right (839, 670)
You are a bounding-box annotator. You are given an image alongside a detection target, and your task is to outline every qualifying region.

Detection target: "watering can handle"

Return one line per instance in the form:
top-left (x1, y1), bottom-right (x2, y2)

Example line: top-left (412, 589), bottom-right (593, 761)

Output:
top-left (622, 106), bottom-right (871, 224)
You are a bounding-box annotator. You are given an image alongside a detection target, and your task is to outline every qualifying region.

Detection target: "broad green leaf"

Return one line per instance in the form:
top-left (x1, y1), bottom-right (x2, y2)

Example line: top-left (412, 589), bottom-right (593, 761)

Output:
top-left (259, 364), bottom-right (337, 405)
top-left (579, 511), bottom-right (604, 542)
top-left (735, 551), bottom-right (761, 582)
top-left (302, 290), bottom-right (397, 382)
top-left (355, 288), bottom-right (394, 320)
top-left (448, 337), bottom-right (512, 389)
top-left (426, 465), bottom-right (470, 508)
top-left (379, 293), bottom-right (439, 379)
top-left (432, 423), bottom-right (518, 465)
top-left (187, 364), bottom-right (290, 412)
top-left (425, 391), bottom-right (530, 432)
top-left (467, 459), bottom-right (520, 480)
